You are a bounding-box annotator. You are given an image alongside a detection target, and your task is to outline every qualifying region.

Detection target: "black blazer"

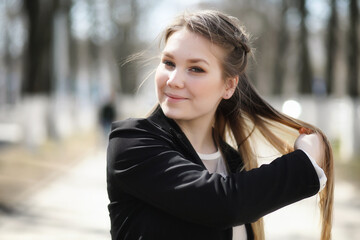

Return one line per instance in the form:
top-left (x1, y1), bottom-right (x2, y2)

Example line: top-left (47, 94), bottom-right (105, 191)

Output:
top-left (106, 107), bottom-right (320, 240)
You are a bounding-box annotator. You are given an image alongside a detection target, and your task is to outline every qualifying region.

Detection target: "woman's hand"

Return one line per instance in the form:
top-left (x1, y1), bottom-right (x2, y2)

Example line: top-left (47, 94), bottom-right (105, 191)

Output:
top-left (294, 130), bottom-right (325, 168)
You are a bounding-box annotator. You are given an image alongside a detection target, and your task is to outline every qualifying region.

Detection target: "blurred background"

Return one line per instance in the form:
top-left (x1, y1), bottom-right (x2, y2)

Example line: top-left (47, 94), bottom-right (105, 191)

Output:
top-left (0, 0), bottom-right (359, 239)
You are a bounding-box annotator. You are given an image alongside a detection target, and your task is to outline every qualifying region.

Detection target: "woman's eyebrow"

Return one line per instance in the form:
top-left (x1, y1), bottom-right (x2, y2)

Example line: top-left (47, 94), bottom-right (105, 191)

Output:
top-left (162, 52), bottom-right (209, 66)
top-left (188, 58), bottom-right (209, 66)
top-left (162, 52), bottom-right (174, 59)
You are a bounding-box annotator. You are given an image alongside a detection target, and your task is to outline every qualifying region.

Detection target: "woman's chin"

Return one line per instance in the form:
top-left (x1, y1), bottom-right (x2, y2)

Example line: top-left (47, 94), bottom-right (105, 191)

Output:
top-left (161, 105), bottom-right (185, 121)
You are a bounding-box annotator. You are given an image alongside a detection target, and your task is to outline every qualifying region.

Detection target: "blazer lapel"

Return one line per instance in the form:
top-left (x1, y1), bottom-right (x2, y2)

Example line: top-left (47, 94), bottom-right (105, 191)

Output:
top-left (148, 106), bottom-right (244, 172)
top-left (147, 106), bottom-right (205, 167)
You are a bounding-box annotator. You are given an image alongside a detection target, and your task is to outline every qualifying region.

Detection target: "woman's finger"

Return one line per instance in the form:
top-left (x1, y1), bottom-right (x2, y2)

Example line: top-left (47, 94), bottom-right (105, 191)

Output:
top-left (299, 127), bottom-right (313, 135)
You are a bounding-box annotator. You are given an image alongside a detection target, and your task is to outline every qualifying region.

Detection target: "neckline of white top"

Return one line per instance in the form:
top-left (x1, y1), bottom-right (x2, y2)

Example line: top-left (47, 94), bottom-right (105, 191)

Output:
top-left (197, 150), bottom-right (221, 160)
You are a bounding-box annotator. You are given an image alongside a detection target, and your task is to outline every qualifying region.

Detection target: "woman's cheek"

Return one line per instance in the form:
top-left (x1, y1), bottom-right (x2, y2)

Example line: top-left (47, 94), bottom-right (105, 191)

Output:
top-left (155, 67), bottom-right (167, 87)
top-left (155, 67), bottom-right (167, 100)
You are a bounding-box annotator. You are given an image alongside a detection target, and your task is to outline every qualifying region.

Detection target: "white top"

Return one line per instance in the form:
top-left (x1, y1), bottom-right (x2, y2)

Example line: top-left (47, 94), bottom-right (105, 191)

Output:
top-left (197, 149), bottom-right (327, 240)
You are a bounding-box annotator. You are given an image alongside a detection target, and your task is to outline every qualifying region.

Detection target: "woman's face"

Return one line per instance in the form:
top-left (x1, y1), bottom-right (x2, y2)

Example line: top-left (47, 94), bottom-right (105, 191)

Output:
top-left (155, 28), bottom-right (229, 125)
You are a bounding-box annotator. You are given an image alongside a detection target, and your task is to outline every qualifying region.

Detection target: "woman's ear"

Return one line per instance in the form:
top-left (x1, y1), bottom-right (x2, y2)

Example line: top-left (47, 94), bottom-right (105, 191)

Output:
top-left (223, 76), bottom-right (239, 99)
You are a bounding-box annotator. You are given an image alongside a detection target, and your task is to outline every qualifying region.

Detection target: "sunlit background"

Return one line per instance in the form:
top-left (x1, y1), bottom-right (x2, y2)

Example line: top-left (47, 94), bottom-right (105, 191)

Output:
top-left (0, 0), bottom-right (359, 239)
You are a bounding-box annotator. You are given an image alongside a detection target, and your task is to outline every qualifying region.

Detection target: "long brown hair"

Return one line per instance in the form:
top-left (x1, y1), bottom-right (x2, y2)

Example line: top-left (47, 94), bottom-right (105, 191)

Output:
top-left (162, 10), bottom-right (334, 240)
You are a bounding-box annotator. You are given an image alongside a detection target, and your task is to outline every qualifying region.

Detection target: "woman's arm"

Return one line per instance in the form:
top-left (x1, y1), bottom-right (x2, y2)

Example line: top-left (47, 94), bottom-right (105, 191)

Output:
top-left (107, 119), bottom-right (320, 228)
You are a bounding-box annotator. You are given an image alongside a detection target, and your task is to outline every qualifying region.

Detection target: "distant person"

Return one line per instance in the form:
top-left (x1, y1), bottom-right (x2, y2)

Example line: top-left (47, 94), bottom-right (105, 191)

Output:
top-left (99, 98), bottom-right (116, 140)
top-left (106, 10), bottom-right (334, 240)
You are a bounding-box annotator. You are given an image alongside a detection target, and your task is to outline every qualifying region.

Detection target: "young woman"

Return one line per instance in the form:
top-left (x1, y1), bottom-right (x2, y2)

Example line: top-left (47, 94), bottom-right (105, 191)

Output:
top-left (107, 10), bottom-right (334, 240)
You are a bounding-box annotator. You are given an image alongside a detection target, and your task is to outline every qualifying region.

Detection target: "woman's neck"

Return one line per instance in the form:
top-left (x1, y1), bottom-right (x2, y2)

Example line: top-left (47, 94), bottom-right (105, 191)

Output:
top-left (175, 117), bottom-right (217, 154)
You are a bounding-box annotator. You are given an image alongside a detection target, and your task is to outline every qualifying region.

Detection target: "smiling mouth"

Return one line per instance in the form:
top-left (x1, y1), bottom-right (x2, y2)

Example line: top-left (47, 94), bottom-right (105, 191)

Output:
top-left (165, 93), bottom-right (187, 101)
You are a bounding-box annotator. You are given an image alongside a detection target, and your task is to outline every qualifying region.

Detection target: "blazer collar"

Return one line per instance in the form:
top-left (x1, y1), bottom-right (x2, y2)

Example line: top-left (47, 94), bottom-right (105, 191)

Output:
top-left (147, 105), bottom-right (181, 136)
top-left (147, 106), bottom-right (204, 167)
top-left (147, 105), bottom-right (244, 173)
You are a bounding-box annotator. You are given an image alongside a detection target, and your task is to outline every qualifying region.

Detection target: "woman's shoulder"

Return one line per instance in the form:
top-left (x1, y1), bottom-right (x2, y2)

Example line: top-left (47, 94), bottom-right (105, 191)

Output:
top-left (111, 117), bottom-right (146, 130)
top-left (110, 107), bottom-right (176, 137)
top-left (110, 117), bottom-right (159, 134)
top-left (109, 114), bottom-right (172, 141)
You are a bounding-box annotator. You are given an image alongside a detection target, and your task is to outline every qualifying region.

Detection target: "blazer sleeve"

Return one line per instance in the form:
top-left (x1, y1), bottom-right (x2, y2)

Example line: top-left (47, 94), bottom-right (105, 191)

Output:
top-left (107, 119), bottom-right (320, 229)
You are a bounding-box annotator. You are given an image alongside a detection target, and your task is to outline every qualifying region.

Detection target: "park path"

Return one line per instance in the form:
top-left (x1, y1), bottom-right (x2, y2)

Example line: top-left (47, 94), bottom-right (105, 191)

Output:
top-left (0, 149), bottom-right (359, 239)
top-left (0, 150), bottom-right (111, 240)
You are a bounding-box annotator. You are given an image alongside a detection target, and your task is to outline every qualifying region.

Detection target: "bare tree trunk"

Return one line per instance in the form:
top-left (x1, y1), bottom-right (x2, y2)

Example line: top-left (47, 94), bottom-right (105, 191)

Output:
top-left (111, 0), bottom-right (140, 94)
top-left (4, 12), bottom-right (13, 104)
top-left (297, 0), bottom-right (313, 94)
top-left (22, 0), bottom-right (58, 95)
top-left (273, 0), bottom-right (289, 95)
top-left (347, 0), bottom-right (359, 97)
top-left (325, 0), bottom-right (338, 95)
top-left (119, 20), bottom-right (138, 94)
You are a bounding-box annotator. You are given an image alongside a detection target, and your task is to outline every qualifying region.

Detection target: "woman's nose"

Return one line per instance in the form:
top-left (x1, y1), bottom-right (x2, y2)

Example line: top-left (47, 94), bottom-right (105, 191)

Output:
top-left (167, 70), bottom-right (184, 88)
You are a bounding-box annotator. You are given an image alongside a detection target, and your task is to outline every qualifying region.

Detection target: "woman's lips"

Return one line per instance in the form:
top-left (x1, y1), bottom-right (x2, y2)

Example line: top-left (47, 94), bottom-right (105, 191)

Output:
top-left (165, 93), bottom-right (188, 102)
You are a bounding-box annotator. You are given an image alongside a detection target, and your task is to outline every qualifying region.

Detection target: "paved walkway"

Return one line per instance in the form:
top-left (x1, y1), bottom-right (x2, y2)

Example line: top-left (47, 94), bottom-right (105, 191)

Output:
top-left (0, 150), bottom-right (111, 240)
top-left (0, 149), bottom-right (359, 239)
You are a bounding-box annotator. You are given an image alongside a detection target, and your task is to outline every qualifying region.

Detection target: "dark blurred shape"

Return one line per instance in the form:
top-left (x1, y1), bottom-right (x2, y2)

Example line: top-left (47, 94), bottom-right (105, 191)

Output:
top-left (99, 97), bottom-right (116, 139)
top-left (297, 0), bottom-right (313, 94)
top-left (22, 0), bottom-right (71, 94)
top-left (347, 0), bottom-right (359, 98)
top-left (272, 0), bottom-right (289, 95)
top-left (325, 0), bottom-right (338, 95)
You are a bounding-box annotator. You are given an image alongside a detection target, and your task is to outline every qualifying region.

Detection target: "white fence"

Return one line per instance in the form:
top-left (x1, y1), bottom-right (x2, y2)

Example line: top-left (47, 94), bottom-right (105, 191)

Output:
top-left (0, 95), bottom-right (359, 161)
top-left (0, 95), bottom-right (97, 149)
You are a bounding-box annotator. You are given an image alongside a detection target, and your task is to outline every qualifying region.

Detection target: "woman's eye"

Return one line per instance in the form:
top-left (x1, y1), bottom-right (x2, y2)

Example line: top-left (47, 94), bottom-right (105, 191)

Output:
top-left (190, 67), bottom-right (205, 73)
top-left (163, 60), bottom-right (175, 68)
